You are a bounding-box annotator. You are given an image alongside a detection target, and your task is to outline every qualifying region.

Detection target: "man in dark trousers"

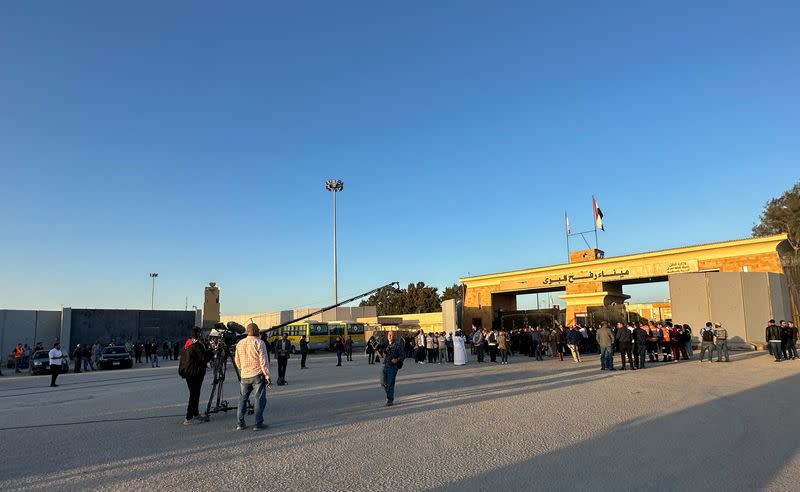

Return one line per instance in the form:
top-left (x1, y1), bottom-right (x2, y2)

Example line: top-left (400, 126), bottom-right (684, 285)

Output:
top-left (73, 344), bottom-right (83, 373)
top-left (49, 342), bottom-right (63, 387)
top-left (179, 328), bottom-right (209, 425)
top-left (275, 333), bottom-right (291, 385)
top-left (299, 335), bottom-right (309, 369)
top-left (132, 341), bottom-right (142, 363)
top-left (144, 340), bottom-right (152, 363)
top-left (345, 336), bottom-right (354, 362)
top-left (334, 336), bottom-right (344, 366)
top-left (633, 322), bottom-right (648, 369)
top-left (615, 322), bottom-right (634, 370)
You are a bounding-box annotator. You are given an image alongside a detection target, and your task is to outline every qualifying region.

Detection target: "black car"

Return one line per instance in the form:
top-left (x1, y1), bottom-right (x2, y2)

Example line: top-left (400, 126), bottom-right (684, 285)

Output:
top-left (29, 350), bottom-right (70, 375)
top-left (98, 346), bottom-right (133, 370)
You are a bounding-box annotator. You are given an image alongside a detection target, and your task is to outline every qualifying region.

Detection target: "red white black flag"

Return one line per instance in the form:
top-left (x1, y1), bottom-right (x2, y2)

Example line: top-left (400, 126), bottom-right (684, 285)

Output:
top-left (593, 196), bottom-right (604, 231)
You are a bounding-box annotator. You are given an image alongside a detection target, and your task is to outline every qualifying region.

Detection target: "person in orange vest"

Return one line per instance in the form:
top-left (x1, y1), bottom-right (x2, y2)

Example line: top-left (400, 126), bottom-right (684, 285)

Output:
top-left (647, 322), bottom-right (661, 362)
top-left (658, 323), bottom-right (672, 362)
top-left (13, 344), bottom-right (25, 373)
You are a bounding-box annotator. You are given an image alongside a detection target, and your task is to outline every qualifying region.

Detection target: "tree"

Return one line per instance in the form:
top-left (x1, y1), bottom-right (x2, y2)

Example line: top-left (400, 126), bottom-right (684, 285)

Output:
top-left (753, 181), bottom-right (800, 253)
top-left (359, 282), bottom-right (443, 316)
top-left (441, 283), bottom-right (463, 303)
top-left (359, 285), bottom-right (406, 316)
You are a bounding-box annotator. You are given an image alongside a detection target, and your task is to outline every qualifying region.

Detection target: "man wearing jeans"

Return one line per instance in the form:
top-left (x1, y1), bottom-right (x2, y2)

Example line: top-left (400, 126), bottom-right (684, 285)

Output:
top-left (714, 323), bottom-right (730, 362)
top-left (596, 322), bottom-right (614, 371)
top-left (234, 323), bottom-right (271, 431)
top-left (378, 330), bottom-right (405, 406)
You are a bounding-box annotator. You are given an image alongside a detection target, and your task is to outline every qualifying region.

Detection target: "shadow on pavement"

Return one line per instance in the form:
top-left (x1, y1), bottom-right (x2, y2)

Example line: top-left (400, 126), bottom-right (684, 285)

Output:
top-left (439, 371), bottom-right (800, 491)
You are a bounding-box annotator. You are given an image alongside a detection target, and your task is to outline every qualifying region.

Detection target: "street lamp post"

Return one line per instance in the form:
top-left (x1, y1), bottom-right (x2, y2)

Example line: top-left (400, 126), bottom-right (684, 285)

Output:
top-left (325, 179), bottom-right (344, 304)
top-left (149, 273), bottom-right (159, 310)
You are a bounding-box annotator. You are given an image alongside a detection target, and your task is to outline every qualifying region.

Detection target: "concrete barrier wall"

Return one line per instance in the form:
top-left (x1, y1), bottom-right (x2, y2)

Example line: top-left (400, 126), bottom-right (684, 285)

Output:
top-left (0, 310), bottom-right (62, 358)
top-left (63, 309), bottom-right (196, 351)
top-left (669, 272), bottom-right (792, 346)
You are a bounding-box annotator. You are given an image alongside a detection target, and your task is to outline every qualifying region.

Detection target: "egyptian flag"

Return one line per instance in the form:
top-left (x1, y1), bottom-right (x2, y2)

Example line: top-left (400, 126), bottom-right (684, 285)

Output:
top-left (593, 196), bottom-right (604, 231)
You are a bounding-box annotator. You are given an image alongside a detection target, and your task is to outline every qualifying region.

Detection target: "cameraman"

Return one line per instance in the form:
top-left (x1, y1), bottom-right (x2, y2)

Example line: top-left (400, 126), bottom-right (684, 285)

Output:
top-left (234, 323), bottom-right (271, 431)
top-left (180, 327), bottom-right (209, 425)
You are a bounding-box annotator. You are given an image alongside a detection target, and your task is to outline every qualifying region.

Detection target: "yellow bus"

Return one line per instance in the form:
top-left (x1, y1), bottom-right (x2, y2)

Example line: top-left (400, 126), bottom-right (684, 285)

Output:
top-left (266, 322), bottom-right (330, 352)
top-left (328, 321), bottom-right (366, 349)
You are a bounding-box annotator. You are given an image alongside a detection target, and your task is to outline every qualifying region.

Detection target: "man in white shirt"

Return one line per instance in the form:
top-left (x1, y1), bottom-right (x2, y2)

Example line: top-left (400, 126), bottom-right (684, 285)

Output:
top-left (234, 323), bottom-right (271, 431)
top-left (49, 342), bottom-right (63, 387)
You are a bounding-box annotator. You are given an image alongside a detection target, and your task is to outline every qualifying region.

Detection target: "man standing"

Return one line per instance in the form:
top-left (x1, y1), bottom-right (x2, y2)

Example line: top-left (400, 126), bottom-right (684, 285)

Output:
top-left (83, 344), bottom-right (95, 371)
top-left (234, 323), bottom-right (271, 431)
top-left (615, 322), bottom-right (634, 370)
top-left (633, 322), bottom-right (648, 369)
top-left (378, 330), bottom-right (405, 407)
top-left (486, 328), bottom-right (498, 363)
top-left (566, 326), bottom-right (582, 363)
top-left (334, 336), bottom-right (344, 366)
top-left (415, 330), bottom-right (426, 363)
top-left (699, 323), bottom-right (716, 362)
top-left (473, 329), bottom-right (485, 363)
top-left (134, 341), bottom-right (143, 363)
top-left (766, 320), bottom-right (783, 362)
top-left (437, 333), bottom-right (447, 364)
top-left (151, 341), bottom-right (160, 368)
top-left (13, 344), bottom-right (24, 373)
top-left (275, 333), bottom-right (291, 386)
top-left (49, 342), bottom-right (63, 387)
top-left (299, 335), bottom-right (309, 369)
top-left (179, 328), bottom-right (208, 425)
top-left (714, 323), bottom-right (730, 362)
top-left (144, 340), bottom-right (152, 363)
top-left (596, 322), bottom-right (615, 371)
top-left (73, 344), bottom-right (83, 373)
top-left (788, 321), bottom-right (799, 360)
top-left (530, 328), bottom-right (541, 360)
top-left (345, 336), bottom-right (354, 362)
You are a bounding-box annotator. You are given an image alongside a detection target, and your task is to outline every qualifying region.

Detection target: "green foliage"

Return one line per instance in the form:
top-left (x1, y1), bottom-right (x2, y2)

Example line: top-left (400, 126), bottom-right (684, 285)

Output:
top-left (441, 283), bottom-right (463, 303)
top-left (753, 181), bottom-right (800, 252)
top-left (360, 282), bottom-right (449, 316)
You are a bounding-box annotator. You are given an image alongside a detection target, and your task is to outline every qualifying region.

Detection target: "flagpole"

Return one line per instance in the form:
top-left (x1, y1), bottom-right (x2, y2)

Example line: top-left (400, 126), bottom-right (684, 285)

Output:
top-left (565, 210), bottom-right (571, 263)
top-left (592, 196), bottom-right (599, 250)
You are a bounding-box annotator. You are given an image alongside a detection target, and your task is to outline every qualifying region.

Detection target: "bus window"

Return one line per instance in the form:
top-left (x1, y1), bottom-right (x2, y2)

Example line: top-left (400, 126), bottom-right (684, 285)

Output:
top-left (330, 325), bottom-right (344, 336)
top-left (347, 323), bottom-right (365, 334)
top-left (310, 324), bottom-right (327, 336)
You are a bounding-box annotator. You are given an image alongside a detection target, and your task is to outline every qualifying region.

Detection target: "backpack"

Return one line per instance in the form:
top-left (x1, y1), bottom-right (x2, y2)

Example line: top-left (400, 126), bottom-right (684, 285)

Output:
top-left (178, 348), bottom-right (190, 378)
top-left (701, 329), bottom-right (714, 342)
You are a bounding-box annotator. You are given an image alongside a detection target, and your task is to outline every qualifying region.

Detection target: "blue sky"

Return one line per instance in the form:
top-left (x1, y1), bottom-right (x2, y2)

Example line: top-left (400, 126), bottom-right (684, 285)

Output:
top-left (1, 1), bottom-right (797, 313)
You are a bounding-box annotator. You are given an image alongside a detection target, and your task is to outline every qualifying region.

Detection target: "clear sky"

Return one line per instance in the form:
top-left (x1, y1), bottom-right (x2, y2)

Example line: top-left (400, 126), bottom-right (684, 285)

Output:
top-left (1, 1), bottom-right (798, 314)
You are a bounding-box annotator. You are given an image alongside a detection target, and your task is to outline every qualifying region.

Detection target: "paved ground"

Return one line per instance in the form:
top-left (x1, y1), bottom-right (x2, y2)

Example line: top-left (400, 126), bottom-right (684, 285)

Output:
top-left (2, 350), bottom-right (800, 491)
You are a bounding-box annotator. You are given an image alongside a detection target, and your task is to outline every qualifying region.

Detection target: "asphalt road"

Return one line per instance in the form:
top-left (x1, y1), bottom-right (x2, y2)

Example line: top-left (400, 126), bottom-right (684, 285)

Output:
top-left (2, 350), bottom-right (799, 491)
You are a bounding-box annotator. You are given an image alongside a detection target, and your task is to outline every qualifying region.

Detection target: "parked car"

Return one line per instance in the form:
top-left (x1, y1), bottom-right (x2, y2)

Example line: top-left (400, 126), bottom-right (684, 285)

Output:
top-left (98, 346), bottom-right (133, 370)
top-left (29, 350), bottom-right (70, 375)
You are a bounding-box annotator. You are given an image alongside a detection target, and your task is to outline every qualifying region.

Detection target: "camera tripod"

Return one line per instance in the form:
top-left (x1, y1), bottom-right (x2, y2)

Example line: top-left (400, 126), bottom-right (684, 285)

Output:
top-left (204, 336), bottom-right (253, 420)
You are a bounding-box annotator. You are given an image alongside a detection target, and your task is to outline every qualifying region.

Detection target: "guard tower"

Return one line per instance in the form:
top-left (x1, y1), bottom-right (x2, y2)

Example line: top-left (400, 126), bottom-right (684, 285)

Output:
top-left (203, 282), bottom-right (220, 330)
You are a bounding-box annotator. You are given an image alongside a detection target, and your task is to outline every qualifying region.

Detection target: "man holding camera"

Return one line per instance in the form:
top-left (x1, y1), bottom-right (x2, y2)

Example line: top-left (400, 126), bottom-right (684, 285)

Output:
top-left (234, 323), bottom-right (271, 431)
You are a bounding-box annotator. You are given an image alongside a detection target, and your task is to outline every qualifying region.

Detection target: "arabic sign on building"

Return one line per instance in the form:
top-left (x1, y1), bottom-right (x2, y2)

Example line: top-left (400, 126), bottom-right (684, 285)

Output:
top-left (496, 259), bottom-right (700, 291)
